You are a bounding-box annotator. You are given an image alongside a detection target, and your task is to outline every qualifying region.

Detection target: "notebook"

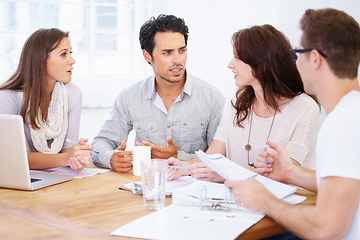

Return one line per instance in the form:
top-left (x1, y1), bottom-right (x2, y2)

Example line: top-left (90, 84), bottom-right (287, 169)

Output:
top-left (0, 114), bottom-right (73, 190)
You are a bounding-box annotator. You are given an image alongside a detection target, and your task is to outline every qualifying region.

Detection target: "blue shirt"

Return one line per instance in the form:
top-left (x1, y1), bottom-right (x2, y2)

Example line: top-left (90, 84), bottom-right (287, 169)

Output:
top-left (92, 73), bottom-right (225, 169)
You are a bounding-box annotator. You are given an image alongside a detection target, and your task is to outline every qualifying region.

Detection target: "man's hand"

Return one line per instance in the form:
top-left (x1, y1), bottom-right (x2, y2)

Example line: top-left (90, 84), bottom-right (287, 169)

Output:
top-left (138, 136), bottom-right (178, 159)
top-left (225, 178), bottom-right (273, 211)
top-left (110, 141), bottom-right (133, 173)
top-left (254, 140), bottom-right (294, 183)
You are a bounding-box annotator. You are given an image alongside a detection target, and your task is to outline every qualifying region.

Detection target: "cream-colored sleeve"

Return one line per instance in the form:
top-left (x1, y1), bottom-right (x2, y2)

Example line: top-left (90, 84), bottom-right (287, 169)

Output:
top-left (213, 98), bottom-right (233, 144)
top-left (286, 94), bottom-right (321, 169)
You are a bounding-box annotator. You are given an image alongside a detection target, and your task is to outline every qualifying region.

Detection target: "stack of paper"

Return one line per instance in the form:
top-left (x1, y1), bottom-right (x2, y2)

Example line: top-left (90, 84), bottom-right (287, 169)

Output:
top-left (171, 180), bottom-right (239, 209)
top-left (34, 166), bottom-right (109, 178)
top-left (195, 150), bottom-right (297, 199)
top-left (111, 203), bottom-right (265, 240)
top-left (122, 176), bottom-right (197, 195)
top-left (111, 151), bottom-right (305, 240)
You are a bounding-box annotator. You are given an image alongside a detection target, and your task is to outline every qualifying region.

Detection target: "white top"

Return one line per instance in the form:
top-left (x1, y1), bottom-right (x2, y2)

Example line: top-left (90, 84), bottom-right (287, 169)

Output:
top-left (316, 91), bottom-right (360, 239)
top-left (0, 83), bottom-right (82, 152)
top-left (214, 93), bottom-right (320, 170)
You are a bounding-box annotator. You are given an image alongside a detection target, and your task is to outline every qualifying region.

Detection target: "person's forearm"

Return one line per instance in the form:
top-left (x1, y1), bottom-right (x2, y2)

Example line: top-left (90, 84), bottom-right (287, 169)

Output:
top-left (91, 149), bottom-right (114, 169)
top-left (91, 136), bottom-right (119, 169)
top-left (260, 196), bottom-right (325, 239)
top-left (287, 165), bottom-right (317, 192)
top-left (27, 151), bottom-right (69, 169)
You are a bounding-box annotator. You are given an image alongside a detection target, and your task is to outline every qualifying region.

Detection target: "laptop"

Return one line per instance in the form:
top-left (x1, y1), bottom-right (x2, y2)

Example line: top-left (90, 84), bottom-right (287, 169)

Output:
top-left (0, 114), bottom-right (73, 190)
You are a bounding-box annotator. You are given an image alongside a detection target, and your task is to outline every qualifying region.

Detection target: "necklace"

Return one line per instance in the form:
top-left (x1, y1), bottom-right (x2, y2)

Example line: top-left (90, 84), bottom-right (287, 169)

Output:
top-left (245, 108), bottom-right (276, 167)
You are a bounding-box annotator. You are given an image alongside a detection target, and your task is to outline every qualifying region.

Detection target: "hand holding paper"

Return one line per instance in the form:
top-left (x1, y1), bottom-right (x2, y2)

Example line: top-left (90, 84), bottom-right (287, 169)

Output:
top-left (195, 150), bottom-right (296, 200)
top-left (187, 162), bottom-right (226, 183)
top-left (225, 178), bottom-right (275, 212)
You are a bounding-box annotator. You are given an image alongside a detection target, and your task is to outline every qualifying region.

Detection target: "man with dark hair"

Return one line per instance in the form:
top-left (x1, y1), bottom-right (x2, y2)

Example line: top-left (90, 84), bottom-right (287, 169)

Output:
top-left (139, 14), bottom-right (189, 57)
top-left (92, 14), bottom-right (225, 173)
top-left (226, 8), bottom-right (360, 239)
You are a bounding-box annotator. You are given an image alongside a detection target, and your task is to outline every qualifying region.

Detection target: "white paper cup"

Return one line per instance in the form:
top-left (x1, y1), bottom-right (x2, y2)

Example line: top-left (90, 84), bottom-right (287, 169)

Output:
top-left (141, 159), bottom-right (168, 210)
top-left (132, 146), bottom-right (151, 176)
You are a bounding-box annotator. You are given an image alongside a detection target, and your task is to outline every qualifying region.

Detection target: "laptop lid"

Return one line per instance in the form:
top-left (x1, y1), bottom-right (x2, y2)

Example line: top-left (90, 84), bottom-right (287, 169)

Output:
top-left (0, 114), bottom-right (73, 190)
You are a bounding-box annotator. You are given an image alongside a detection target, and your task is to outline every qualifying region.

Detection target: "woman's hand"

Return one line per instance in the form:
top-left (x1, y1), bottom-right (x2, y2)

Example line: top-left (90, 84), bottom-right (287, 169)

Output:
top-left (67, 138), bottom-right (94, 172)
top-left (188, 162), bottom-right (226, 183)
top-left (167, 157), bottom-right (189, 181)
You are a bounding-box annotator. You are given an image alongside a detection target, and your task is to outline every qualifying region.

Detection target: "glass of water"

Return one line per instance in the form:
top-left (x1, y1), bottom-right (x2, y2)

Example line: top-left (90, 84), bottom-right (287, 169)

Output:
top-left (141, 159), bottom-right (168, 210)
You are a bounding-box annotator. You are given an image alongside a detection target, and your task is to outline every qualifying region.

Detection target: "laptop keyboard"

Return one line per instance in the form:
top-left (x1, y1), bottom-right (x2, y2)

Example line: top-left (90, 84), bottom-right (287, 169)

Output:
top-left (31, 178), bottom-right (42, 183)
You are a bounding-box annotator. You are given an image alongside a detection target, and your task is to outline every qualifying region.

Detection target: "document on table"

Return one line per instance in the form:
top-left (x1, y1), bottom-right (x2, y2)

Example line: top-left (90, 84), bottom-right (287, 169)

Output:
top-left (112, 151), bottom-right (304, 240)
top-left (122, 176), bottom-right (197, 195)
top-left (33, 166), bottom-right (109, 178)
top-left (195, 150), bottom-right (297, 200)
top-left (112, 178), bottom-right (306, 240)
top-left (111, 203), bottom-right (265, 240)
top-left (112, 180), bottom-right (306, 240)
top-left (171, 179), bottom-right (305, 209)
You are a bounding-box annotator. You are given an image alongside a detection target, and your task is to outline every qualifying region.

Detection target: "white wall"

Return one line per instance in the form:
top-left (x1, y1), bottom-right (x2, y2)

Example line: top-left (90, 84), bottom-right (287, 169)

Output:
top-left (81, 0), bottom-right (360, 142)
top-left (150, 0), bottom-right (360, 99)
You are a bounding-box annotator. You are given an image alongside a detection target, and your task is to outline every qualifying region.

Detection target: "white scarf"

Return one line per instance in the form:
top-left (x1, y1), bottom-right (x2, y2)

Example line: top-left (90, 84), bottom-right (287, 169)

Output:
top-left (30, 82), bottom-right (68, 154)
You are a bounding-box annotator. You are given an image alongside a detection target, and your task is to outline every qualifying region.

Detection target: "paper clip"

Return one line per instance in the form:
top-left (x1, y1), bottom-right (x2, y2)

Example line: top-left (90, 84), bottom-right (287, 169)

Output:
top-left (198, 186), bottom-right (237, 212)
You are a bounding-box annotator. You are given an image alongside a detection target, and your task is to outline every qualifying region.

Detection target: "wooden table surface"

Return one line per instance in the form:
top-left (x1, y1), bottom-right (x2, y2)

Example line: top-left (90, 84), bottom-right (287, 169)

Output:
top-left (0, 168), bottom-right (316, 240)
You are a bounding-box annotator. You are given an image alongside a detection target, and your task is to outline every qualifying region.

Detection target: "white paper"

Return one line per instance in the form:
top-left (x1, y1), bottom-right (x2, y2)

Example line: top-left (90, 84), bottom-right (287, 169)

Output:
top-left (111, 204), bottom-right (265, 240)
top-left (113, 178), bottom-right (307, 240)
top-left (195, 151), bottom-right (255, 180)
top-left (282, 194), bottom-right (307, 205)
top-left (165, 176), bottom-right (197, 193)
top-left (172, 180), bottom-right (234, 202)
top-left (112, 152), bottom-right (305, 240)
top-left (195, 150), bottom-right (296, 199)
top-left (35, 166), bottom-right (109, 178)
top-left (123, 176), bottom-right (197, 195)
top-left (171, 180), bottom-right (249, 211)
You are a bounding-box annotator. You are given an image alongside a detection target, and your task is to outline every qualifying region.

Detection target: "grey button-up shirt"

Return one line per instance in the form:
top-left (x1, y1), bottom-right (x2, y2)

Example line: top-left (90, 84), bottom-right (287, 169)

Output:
top-left (92, 73), bottom-right (225, 169)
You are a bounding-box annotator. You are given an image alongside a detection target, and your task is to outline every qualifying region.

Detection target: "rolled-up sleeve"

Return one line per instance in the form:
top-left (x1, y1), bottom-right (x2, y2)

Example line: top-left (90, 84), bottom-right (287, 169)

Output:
top-left (92, 91), bottom-right (133, 169)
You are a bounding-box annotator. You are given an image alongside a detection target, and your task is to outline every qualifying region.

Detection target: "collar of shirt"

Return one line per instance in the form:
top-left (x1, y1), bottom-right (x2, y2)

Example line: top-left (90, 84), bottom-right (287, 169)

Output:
top-left (148, 72), bottom-right (193, 114)
top-left (144, 71), bottom-right (193, 100)
top-left (152, 85), bottom-right (185, 115)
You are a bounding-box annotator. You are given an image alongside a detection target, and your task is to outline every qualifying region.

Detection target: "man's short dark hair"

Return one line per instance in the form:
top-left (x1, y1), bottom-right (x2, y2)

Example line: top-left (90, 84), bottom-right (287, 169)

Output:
top-left (300, 8), bottom-right (360, 78)
top-left (139, 14), bottom-right (189, 56)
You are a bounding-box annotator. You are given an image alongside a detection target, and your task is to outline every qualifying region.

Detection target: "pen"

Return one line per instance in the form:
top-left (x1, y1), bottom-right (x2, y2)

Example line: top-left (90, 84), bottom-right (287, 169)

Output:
top-left (169, 164), bottom-right (187, 170)
top-left (246, 175), bottom-right (257, 180)
top-left (264, 145), bottom-right (268, 165)
top-left (66, 139), bottom-right (99, 154)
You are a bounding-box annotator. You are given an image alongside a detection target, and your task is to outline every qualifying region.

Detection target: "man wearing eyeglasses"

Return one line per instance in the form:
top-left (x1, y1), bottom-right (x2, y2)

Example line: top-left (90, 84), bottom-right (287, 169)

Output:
top-left (226, 8), bottom-right (360, 239)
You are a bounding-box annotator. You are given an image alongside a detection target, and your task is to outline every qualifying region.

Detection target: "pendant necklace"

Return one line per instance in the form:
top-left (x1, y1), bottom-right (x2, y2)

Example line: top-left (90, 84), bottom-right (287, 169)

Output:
top-left (245, 108), bottom-right (276, 167)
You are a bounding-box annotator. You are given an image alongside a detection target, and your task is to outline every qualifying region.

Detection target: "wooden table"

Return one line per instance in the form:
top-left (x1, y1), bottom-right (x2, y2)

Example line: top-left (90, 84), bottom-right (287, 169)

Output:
top-left (0, 168), bottom-right (316, 240)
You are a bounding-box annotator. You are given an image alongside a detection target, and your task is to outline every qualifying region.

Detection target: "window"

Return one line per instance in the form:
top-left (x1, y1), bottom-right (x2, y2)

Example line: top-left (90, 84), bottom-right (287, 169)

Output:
top-left (0, 0), bottom-right (155, 107)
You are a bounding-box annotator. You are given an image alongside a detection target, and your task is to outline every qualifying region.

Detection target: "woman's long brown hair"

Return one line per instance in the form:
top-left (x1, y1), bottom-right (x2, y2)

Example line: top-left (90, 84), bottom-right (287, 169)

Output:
top-left (0, 28), bottom-right (69, 129)
top-left (231, 25), bottom-right (304, 127)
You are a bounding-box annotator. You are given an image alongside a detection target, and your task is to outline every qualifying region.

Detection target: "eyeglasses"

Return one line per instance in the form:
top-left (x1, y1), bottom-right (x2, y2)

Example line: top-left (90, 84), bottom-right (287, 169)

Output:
top-left (289, 48), bottom-right (327, 61)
